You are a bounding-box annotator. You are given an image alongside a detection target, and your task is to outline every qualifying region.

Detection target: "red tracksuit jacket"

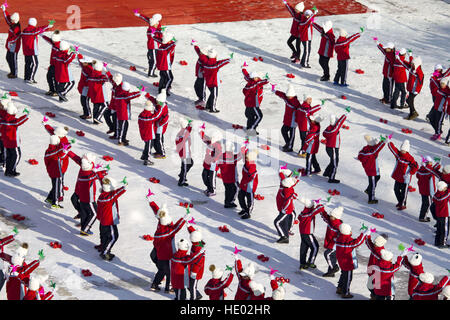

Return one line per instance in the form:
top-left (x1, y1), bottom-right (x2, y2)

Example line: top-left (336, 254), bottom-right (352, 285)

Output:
top-left (21, 24), bottom-right (50, 56)
top-left (6, 259), bottom-right (40, 300)
top-left (432, 88), bottom-right (449, 113)
top-left (204, 273), bottom-right (234, 300)
top-left (138, 110), bottom-right (160, 142)
top-left (275, 90), bottom-right (300, 128)
top-left (107, 73), bottom-right (123, 111)
top-left (23, 287), bottom-right (53, 300)
top-left (77, 54), bottom-right (93, 94)
top-left (365, 235), bottom-right (383, 275)
top-left (234, 259), bottom-right (251, 300)
top-left (136, 13), bottom-right (162, 50)
top-left (188, 243), bottom-right (205, 280)
top-left (298, 12), bottom-right (316, 41)
top-left (276, 181), bottom-right (298, 214)
top-left (149, 201), bottom-right (186, 260)
top-left (302, 121), bottom-right (320, 154)
top-left (87, 69), bottom-right (111, 104)
top-left (242, 68), bottom-right (269, 108)
top-left (412, 276), bottom-right (449, 300)
top-left (296, 102), bottom-right (320, 132)
top-left (200, 130), bottom-right (222, 171)
top-left (218, 151), bottom-right (242, 184)
top-left (299, 204), bottom-right (325, 234)
top-left (171, 248), bottom-right (205, 289)
top-left (44, 124), bottom-right (71, 174)
top-left (0, 113), bottom-right (28, 148)
top-left (357, 141), bottom-right (386, 177)
top-left (41, 34), bottom-right (60, 66)
top-left (175, 126), bottom-right (192, 160)
top-left (312, 23), bottom-right (335, 58)
top-left (194, 45), bottom-right (209, 78)
top-left (334, 33), bottom-right (360, 60)
top-left (202, 57), bottom-right (230, 88)
top-left (373, 256), bottom-right (404, 297)
top-left (322, 114), bottom-right (346, 148)
top-left (388, 142), bottom-right (418, 183)
top-left (392, 55), bottom-right (409, 83)
top-left (402, 256), bottom-right (424, 297)
top-left (335, 232), bottom-right (367, 271)
top-left (115, 90), bottom-right (141, 121)
top-left (146, 96), bottom-right (169, 134)
top-left (239, 160), bottom-right (258, 193)
top-left (53, 50), bottom-right (75, 83)
top-left (416, 163), bottom-right (440, 196)
top-left (376, 43), bottom-right (395, 78)
top-left (406, 65), bottom-right (424, 94)
top-left (432, 189), bottom-right (450, 218)
top-left (284, 3), bottom-right (302, 37)
top-left (96, 186), bottom-right (126, 226)
top-left (156, 41), bottom-right (176, 71)
top-left (320, 212), bottom-right (342, 250)
top-left (44, 144), bottom-right (68, 179)
top-left (2, 10), bottom-right (21, 52)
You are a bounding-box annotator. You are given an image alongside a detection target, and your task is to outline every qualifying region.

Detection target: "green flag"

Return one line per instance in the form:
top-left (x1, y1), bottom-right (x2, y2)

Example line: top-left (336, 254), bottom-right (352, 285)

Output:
top-left (360, 222), bottom-right (368, 231)
top-left (434, 157), bottom-right (441, 162)
top-left (321, 99), bottom-right (325, 105)
top-left (12, 227), bottom-right (18, 235)
top-left (360, 26), bottom-right (365, 33)
top-left (264, 73), bottom-right (269, 80)
top-left (38, 249), bottom-right (45, 261)
top-left (225, 265), bottom-right (233, 271)
top-left (380, 135), bottom-right (386, 142)
top-left (121, 176), bottom-right (127, 184)
top-left (186, 207), bottom-right (190, 214)
top-left (50, 281), bottom-right (56, 289)
top-left (345, 106), bottom-right (351, 113)
top-left (398, 243), bottom-right (405, 251)
top-left (69, 138), bottom-right (76, 144)
top-left (229, 53), bottom-right (234, 59)
top-left (48, 19), bottom-right (56, 26)
top-left (23, 108), bottom-right (29, 114)
top-left (105, 164), bottom-right (111, 171)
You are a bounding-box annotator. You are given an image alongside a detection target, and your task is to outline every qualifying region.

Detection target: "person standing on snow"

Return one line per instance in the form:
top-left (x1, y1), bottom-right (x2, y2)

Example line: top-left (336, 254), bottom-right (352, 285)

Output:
top-left (333, 28), bottom-right (360, 87)
top-left (1, 4), bottom-right (21, 79)
top-left (374, 39), bottom-right (395, 104)
top-left (242, 68), bottom-right (269, 135)
top-left (312, 20), bottom-right (335, 81)
top-left (322, 112), bottom-right (348, 183)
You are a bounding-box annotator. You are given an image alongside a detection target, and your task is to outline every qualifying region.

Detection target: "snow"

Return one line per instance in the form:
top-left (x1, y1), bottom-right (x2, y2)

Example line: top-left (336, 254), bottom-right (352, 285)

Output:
top-left (0, 0), bottom-right (449, 300)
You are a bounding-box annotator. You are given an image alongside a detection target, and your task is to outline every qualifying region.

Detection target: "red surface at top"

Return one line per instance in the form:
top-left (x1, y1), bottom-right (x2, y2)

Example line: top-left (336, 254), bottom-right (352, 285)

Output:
top-left (0, 0), bottom-right (371, 32)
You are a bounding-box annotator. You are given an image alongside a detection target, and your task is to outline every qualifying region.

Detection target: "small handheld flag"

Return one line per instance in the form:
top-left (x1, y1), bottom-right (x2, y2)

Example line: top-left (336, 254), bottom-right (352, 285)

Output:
top-left (233, 246), bottom-right (242, 255)
top-left (398, 243), bottom-right (405, 251)
top-left (121, 176), bottom-right (127, 184)
top-left (360, 222), bottom-right (368, 231)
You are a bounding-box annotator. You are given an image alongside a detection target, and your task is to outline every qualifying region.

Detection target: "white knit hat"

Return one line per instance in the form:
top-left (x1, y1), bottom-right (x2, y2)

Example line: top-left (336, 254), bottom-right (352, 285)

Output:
top-left (11, 254), bottom-right (24, 266)
top-left (200, 45), bottom-right (212, 55)
top-left (374, 234), bottom-right (387, 247)
top-left (82, 152), bottom-right (96, 164)
top-left (59, 41), bottom-right (70, 51)
top-left (286, 84), bottom-right (295, 97)
top-left (121, 81), bottom-right (131, 92)
top-left (207, 48), bottom-right (218, 59)
top-left (93, 61), bottom-right (103, 72)
top-left (279, 168), bottom-right (292, 179)
top-left (249, 72), bottom-right (261, 79)
top-left (158, 207), bottom-right (172, 226)
top-left (6, 102), bottom-right (17, 115)
top-left (178, 118), bottom-right (189, 129)
top-left (339, 223), bottom-right (351, 235)
top-left (272, 287), bottom-right (285, 300)
top-left (339, 28), bottom-right (348, 37)
top-left (304, 9), bottom-right (313, 16)
top-left (330, 206), bottom-right (343, 219)
top-left (301, 197), bottom-right (313, 208)
top-left (152, 13), bottom-right (162, 21)
top-left (28, 17), bottom-right (37, 26)
top-left (102, 177), bottom-right (116, 193)
top-left (149, 17), bottom-right (158, 27)
top-left (50, 135), bottom-right (60, 146)
top-left (190, 229), bottom-right (202, 243)
top-left (364, 135), bottom-right (372, 144)
top-left (29, 276), bottom-right (41, 291)
top-left (281, 177), bottom-right (297, 188)
top-left (225, 141), bottom-right (235, 152)
top-left (16, 243), bottom-right (28, 258)
top-left (210, 265), bottom-right (224, 279)
top-left (81, 158), bottom-right (93, 171)
top-left (437, 181), bottom-right (448, 192)
top-left (10, 12), bottom-right (19, 24)
top-left (177, 239), bottom-right (189, 251)
top-left (310, 114), bottom-right (323, 123)
top-left (329, 114), bottom-right (337, 126)
top-left (442, 285), bottom-right (450, 298)
top-left (239, 262), bottom-right (256, 279)
top-left (323, 20), bottom-right (332, 33)
top-left (210, 130), bottom-right (222, 144)
top-left (400, 140), bottom-right (410, 152)
top-left (295, 2), bottom-right (304, 11)
top-left (380, 249), bottom-right (393, 261)
top-left (443, 165), bottom-right (450, 174)
top-left (440, 77), bottom-right (449, 86)
top-left (399, 48), bottom-right (407, 55)
top-left (385, 42), bottom-right (395, 49)
top-left (54, 126), bottom-right (68, 137)
top-left (369, 137), bottom-right (379, 146)
top-left (246, 150), bottom-right (258, 162)
top-left (249, 281), bottom-right (265, 296)
top-left (156, 90), bottom-right (166, 104)
top-left (425, 156), bottom-right (433, 163)
top-left (113, 73), bottom-right (123, 85)
top-left (419, 272), bottom-right (434, 284)
top-left (434, 64), bottom-right (443, 71)
top-left (51, 32), bottom-right (61, 42)
top-left (409, 253), bottom-right (422, 267)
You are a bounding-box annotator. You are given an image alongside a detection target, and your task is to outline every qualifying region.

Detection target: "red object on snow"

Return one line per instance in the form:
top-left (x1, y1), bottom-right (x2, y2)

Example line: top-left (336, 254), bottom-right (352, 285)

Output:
top-left (408, 186), bottom-right (416, 192)
top-left (142, 235), bottom-right (154, 241)
top-left (257, 254), bottom-right (269, 262)
top-left (258, 56), bottom-right (264, 61)
top-left (179, 60), bottom-right (188, 65)
top-left (328, 189), bottom-right (340, 196)
top-left (355, 69), bottom-right (364, 74)
top-left (12, 214), bottom-right (26, 221)
top-left (218, 225), bottom-right (230, 233)
top-left (379, 118), bottom-right (388, 124)
top-left (401, 128), bottom-right (413, 134)
top-left (414, 238), bottom-right (426, 246)
top-left (286, 73), bottom-right (295, 78)
top-left (45, 112), bottom-right (56, 118)
top-left (232, 124), bottom-right (244, 129)
top-left (49, 241), bottom-right (62, 249)
top-left (341, 95), bottom-right (347, 99)
top-left (252, 57), bottom-right (259, 62)
top-left (81, 269), bottom-right (92, 277)
top-left (320, 139), bottom-right (327, 144)
top-left (129, 65), bottom-right (136, 71)
top-left (28, 159), bottom-right (38, 165)
top-left (371, 212), bottom-right (384, 219)
top-left (260, 144), bottom-right (270, 150)
top-left (102, 155), bottom-right (114, 161)
top-left (152, 82), bottom-right (159, 87)
top-left (76, 130), bottom-right (85, 137)
top-left (195, 105), bottom-right (206, 110)
top-left (9, 91), bottom-right (18, 96)
top-left (255, 194), bottom-right (264, 200)
top-left (149, 177), bottom-right (160, 183)
top-left (179, 202), bottom-right (193, 208)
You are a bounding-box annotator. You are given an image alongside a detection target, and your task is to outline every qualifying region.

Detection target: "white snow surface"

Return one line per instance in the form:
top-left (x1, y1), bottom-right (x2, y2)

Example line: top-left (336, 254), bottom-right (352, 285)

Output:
top-left (0, 0), bottom-right (449, 300)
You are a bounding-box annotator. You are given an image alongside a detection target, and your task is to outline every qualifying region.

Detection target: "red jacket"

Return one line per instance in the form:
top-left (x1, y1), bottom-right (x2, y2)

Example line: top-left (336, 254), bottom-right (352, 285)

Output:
top-left (202, 57), bottom-right (230, 88)
top-left (302, 121), bottom-right (320, 154)
top-left (406, 65), bottom-right (424, 94)
top-left (376, 43), bottom-right (395, 78)
top-left (0, 113), bottom-right (29, 148)
top-left (357, 141), bottom-right (386, 177)
top-left (322, 114), bottom-right (346, 149)
top-left (313, 23), bottom-right (335, 58)
top-left (77, 55), bottom-right (93, 94)
top-left (432, 88), bottom-right (449, 113)
top-left (299, 204), bottom-right (325, 234)
top-left (21, 24), bottom-right (50, 56)
top-left (44, 124), bottom-right (71, 174)
top-left (107, 73), bottom-right (123, 111)
top-left (175, 126), bottom-right (192, 160)
top-left (365, 235), bottom-right (383, 274)
top-left (335, 232), bottom-right (366, 271)
top-left (138, 110), bottom-right (159, 142)
top-left (392, 55), bottom-right (409, 83)
top-left (23, 287), bottom-right (53, 300)
top-left (115, 90), bottom-right (141, 121)
top-left (156, 41), bottom-right (175, 71)
top-left (204, 273), bottom-right (234, 300)
top-left (41, 34), bottom-right (60, 66)
top-left (147, 96), bottom-right (169, 134)
top-left (218, 151), bottom-right (242, 184)
top-left (296, 102), bottom-right (320, 132)
top-left (284, 3), bottom-right (302, 37)
top-left (171, 248), bottom-right (205, 289)
top-left (239, 160), bottom-right (258, 193)
top-left (44, 144), bottom-right (68, 179)
top-left (6, 259), bottom-right (40, 300)
top-left (96, 186), bottom-right (126, 226)
top-left (432, 189), bottom-right (450, 218)
top-left (53, 50), bottom-right (75, 83)
top-left (242, 68), bottom-right (269, 108)
top-left (2, 10), bottom-right (21, 53)
top-left (373, 256), bottom-right (404, 297)
top-left (276, 181), bottom-right (298, 214)
top-left (388, 142), bottom-right (418, 183)
top-left (402, 256), bottom-right (424, 297)
top-left (275, 90), bottom-right (300, 128)
top-left (200, 130), bottom-right (222, 171)
top-left (188, 243), bottom-right (206, 280)
top-left (298, 12), bottom-right (316, 41)
top-left (234, 259), bottom-right (251, 300)
top-left (87, 69), bottom-right (111, 104)
top-left (194, 45), bottom-right (209, 78)
top-left (320, 212), bottom-right (342, 249)
top-left (334, 33), bottom-right (360, 60)
top-left (412, 276), bottom-right (449, 300)
top-left (430, 73), bottom-right (443, 97)
top-left (136, 13), bottom-right (162, 50)
top-left (416, 163), bottom-right (440, 196)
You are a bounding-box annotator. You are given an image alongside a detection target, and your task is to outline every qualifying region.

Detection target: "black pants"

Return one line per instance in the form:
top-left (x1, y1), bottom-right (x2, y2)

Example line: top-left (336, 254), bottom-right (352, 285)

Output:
top-left (319, 55), bottom-right (330, 78)
top-left (142, 140), bottom-right (154, 161)
top-left (334, 59), bottom-right (348, 85)
top-left (430, 202), bottom-right (437, 221)
top-left (152, 257), bottom-right (171, 290)
top-left (224, 182), bottom-right (239, 206)
top-left (0, 140), bottom-right (5, 166)
top-left (375, 294), bottom-right (395, 300)
top-left (202, 169), bottom-right (216, 193)
top-left (324, 147), bottom-right (339, 180)
top-left (245, 107), bottom-right (263, 131)
top-left (6, 51), bottom-right (18, 77)
top-left (179, 158), bottom-right (194, 184)
top-left (154, 133), bottom-right (165, 156)
top-left (117, 120), bottom-right (129, 143)
top-left (435, 216), bottom-right (449, 246)
top-left (420, 195), bottom-right (431, 220)
top-left (46, 177), bottom-right (62, 205)
top-left (407, 92), bottom-right (417, 114)
top-left (194, 77), bottom-right (206, 102)
top-left (99, 224), bottom-right (119, 255)
top-left (147, 49), bottom-right (157, 77)
top-left (46, 65), bottom-right (56, 93)
top-left (429, 109), bottom-right (444, 135)
top-left (238, 189), bottom-right (254, 214)
top-left (274, 212), bottom-right (293, 238)
top-left (189, 277), bottom-right (202, 300)
top-left (79, 201), bottom-right (97, 232)
top-left (300, 40), bottom-right (311, 66)
top-left (287, 35), bottom-right (300, 59)
top-left (324, 248), bottom-right (337, 270)
top-left (71, 193), bottom-right (81, 215)
top-left (56, 81), bottom-right (75, 99)
top-left (337, 270), bottom-right (353, 295)
top-left (391, 82), bottom-right (406, 108)
top-left (159, 70), bottom-right (173, 93)
top-left (104, 109), bottom-right (117, 133)
top-left (300, 233), bottom-right (319, 265)
top-left (5, 147), bottom-right (21, 175)
top-left (175, 289), bottom-right (187, 300)
top-left (80, 94), bottom-right (91, 117)
top-left (305, 153), bottom-right (320, 175)
top-left (206, 86), bottom-right (218, 112)
top-left (382, 76), bottom-right (394, 103)
top-left (93, 103), bottom-right (107, 121)
top-left (299, 130), bottom-right (307, 152)
top-left (24, 55), bottom-right (38, 81)
top-left (367, 175), bottom-right (381, 201)
top-left (394, 181), bottom-right (407, 206)
top-left (281, 125), bottom-right (295, 149)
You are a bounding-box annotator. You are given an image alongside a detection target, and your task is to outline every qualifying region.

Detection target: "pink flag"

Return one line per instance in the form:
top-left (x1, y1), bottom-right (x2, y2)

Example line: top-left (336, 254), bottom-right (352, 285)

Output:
top-left (370, 227), bottom-right (377, 233)
top-left (188, 217), bottom-right (196, 224)
top-left (103, 62), bottom-right (108, 67)
top-left (407, 244), bottom-right (414, 252)
top-left (233, 246), bottom-right (242, 255)
top-left (133, 9), bottom-right (139, 14)
top-left (147, 188), bottom-right (154, 197)
top-left (372, 37), bottom-right (378, 41)
top-left (270, 267), bottom-right (278, 275)
top-left (3, 1), bottom-right (8, 8)
top-left (43, 116), bottom-right (49, 123)
top-left (280, 164), bottom-right (287, 170)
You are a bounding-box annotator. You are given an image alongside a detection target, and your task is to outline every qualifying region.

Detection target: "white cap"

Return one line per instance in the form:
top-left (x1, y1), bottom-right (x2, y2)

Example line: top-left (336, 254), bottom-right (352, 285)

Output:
top-left (207, 48), bottom-right (218, 59)
top-left (249, 281), bottom-right (265, 296)
top-left (249, 72), bottom-right (261, 79)
top-left (177, 239), bottom-right (189, 251)
top-left (10, 12), bottom-right (19, 24)
top-left (425, 156), bottom-right (433, 163)
top-left (364, 135), bottom-right (373, 144)
top-left (29, 276), bottom-right (40, 291)
top-left (442, 285), bottom-right (450, 298)
top-left (310, 114), bottom-right (323, 123)
top-left (28, 17), bottom-right (37, 26)
top-left (210, 265), bottom-right (224, 279)
top-left (330, 206), bottom-right (343, 219)
top-left (145, 100), bottom-right (155, 112)
top-left (385, 42), bottom-right (395, 49)
top-left (162, 32), bottom-right (174, 44)
top-left (101, 177), bottom-right (116, 193)
top-left (339, 223), bottom-right (352, 235)
top-left (399, 48), bottom-right (407, 55)
top-left (50, 135), bottom-right (60, 145)
top-left (79, 56), bottom-right (93, 64)
top-left (329, 114), bottom-right (337, 126)
top-left (190, 229), bottom-right (202, 243)
top-left (286, 84), bottom-right (295, 98)
top-left (339, 28), bottom-right (348, 37)
top-left (152, 13), bottom-right (162, 21)
top-left (434, 64), bottom-right (443, 71)
top-left (380, 249), bottom-right (393, 261)
top-left (239, 262), bottom-right (256, 279)
top-left (246, 150), bottom-right (258, 162)
top-left (82, 152), bottom-right (96, 163)
top-left (121, 81), bottom-right (131, 92)
top-left (409, 253), bottom-right (422, 266)
top-left (54, 126), bottom-right (68, 137)
top-left (374, 234), bottom-right (387, 247)
top-left (6, 102), bottom-right (17, 115)
top-left (304, 9), bottom-right (313, 16)
top-left (323, 20), bottom-right (332, 33)
top-left (200, 45), bottom-right (212, 55)
top-left (419, 272), bottom-right (434, 284)
top-left (295, 2), bottom-right (304, 12)
top-left (225, 141), bottom-right (235, 152)
top-left (400, 140), bottom-right (410, 152)
top-left (210, 130), bottom-right (222, 143)
top-left (59, 40), bottom-right (70, 51)
top-left (158, 206), bottom-right (172, 226)
top-left (93, 61), bottom-right (103, 72)
top-left (443, 165), bottom-right (450, 174)
top-left (149, 17), bottom-right (158, 27)
top-left (272, 287), bottom-right (285, 300)
top-left (281, 177), bottom-right (297, 188)
top-left (440, 77), bottom-right (449, 86)
top-left (113, 73), bottom-right (123, 85)
top-left (156, 90), bottom-right (166, 104)
top-left (301, 197), bottom-right (313, 208)
top-left (51, 32), bottom-right (61, 42)
top-left (81, 158), bottom-right (93, 171)
top-left (16, 244), bottom-right (28, 258)
top-left (11, 254), bottom-right (24, 266)
top-left (437, 181), bottom-right (448, 192)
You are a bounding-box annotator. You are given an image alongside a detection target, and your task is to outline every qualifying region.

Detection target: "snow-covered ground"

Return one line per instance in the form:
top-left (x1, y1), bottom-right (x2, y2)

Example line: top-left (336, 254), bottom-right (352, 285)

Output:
top-left (0, 0), bottom-right (449, 300)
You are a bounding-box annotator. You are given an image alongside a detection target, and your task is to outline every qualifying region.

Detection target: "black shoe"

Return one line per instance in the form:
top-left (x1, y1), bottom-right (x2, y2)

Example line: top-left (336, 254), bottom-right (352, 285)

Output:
top-left (165, 288), bottom-right (175, 294)
top-left (149, 74), bottom-right (158, 78)
top-left (150, 283), bottom-right (161, 291)
top-left (5, 172), bottom-right (20, 177)
top-left (276, 236), bottom-right (289, 244)
top-left (93, 118), bottom-right (103, 124)
top-left (209, 109), bottom-right (220, 113)
top-left (238, 210), bottom-right (246, 215)
top-left (419, 217), bottom-right (431, 222)
top-left (94, 244), bottom-right (103, 252)
top-left (195, 293), bottom-right (203, 300)
top-left (73, 214), bottom-right (81, 219)
top-left (299, 264), bottom-right (309, 270)
top-left (178, 182), bottom-right (189, 187)
top-left (143, 160), bottom-right (154, 166)
top-left (336, 287), bottom-right (343, 294)
top-left (320, 75), bottom-right (330, 81)
top-left (328, 179), bottom-right (340, 183)
top-left (322, 269), bottom-right (336, 277)
top-left (224, 203), bottom-right (237, 208)
top-left (364, 189), bottom-right (369, 195)
top-left (390, 105), bottom-right (399, 109)
top-left (100, 252), bottom-right (115, 261)
top-left (58, 95), bottom-right (68, 102)
top-left (282, 146), bottom-right (293, 152)
top-left (368, 199), bottom-right (379, 204)
top-left (106, 130), bottom-right (114, 134)
top-left (307, 263), bottom-right (317, 269)
top-left (341, 293), bottom-right (354, 299)
top-left (241, 213), bottom-right (251, 219)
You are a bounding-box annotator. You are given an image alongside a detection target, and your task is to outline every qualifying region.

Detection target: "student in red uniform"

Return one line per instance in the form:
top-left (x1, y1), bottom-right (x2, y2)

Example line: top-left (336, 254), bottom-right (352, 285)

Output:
top-left (242, 68), bottom-right (269, 134)
top-left (186, 226), bottom-right (205, 300)
top-left (283, 1), bottom-right (303, 63)
top-left (218, 141), bottom-right (243, 208)
top-left (427, 65), bottom-right (449, 122)
top-left (412, 272), bottom-right (449, 300)
top-left (387, 139), bottom-right (418, 210)
top-left (44, 135), bottom-right (69, 208)
top-left (402, 252), bottom-right (424, 299)
top-left (134, 11), bottom-right (163, 77)
top-left (273, 84), bottom-right (301, 152)
top-left (429, 77), bottom-right (448, 141)
top-left (6, 254), bottom-right (40, 300)
top-left (87, 61), bottom-right (111, 124)
top-left (333, 29), bottom-right (360, 86)
top-left (233, 256), bottom-right (255, 300)
top-left (266, 276), bottom-right (286, 300)
top-left (1, 102), bottom-right (29, 177)
top-left (192, 44), bottom-right (210, 106)
top-left (374, 40), bottom-right (395, 104)
top-left (312, 20), bottom-right (335, 81)
top-left (115, 82), bottom-right (141, 146)
top-left (302, 114), bottom-right (323, 176)
top-left (335, 223), bottom-right (371, 298)
top-left (147, 91), bottom-right (169, 158)
top-left (431, 181), bottom-right (450, 248)
top-left (238, 150), bottom-right (258, 220)
top-left (138, 99), bottom-right (160, 166)
top-left (199, 127), bottom-right (222, 196)
top-left (274, 175), bottom-right (299, 243)
top-left (296, 96), bottom-right (321, 157)
top-left (297, 8), bottom-right (317, 68)
top-left (0, 98), bottom-right (7, 169)
top-left (105, 73), bottom-right (123, 138)
top-left (96, 177), bottom-right (127, 261)
top-left (298, 199), bottom-right (325, 269)
top-left (1, 5), bottom-right (21, 79)
top-left (364, 233), bottom-right (387, 298)
top-left (403, 56), bottom-right (424, 120)
top-left (41, 30), bottom-right (61, 96)
top-left (416, 156), bottom-right (440, 222)
top-left (156, 32), bottom-right (176, 95)
top-left (52, 41), bottom-right (75, 102)
top-left (148, 199), bottom-right (187, 292)
top-left (372, 249), bottom-right (406, 300)
top-left (23, 275), bottom-right (54, 300)
top-left (322, 112), bottom-right (347, 183)
top-left (249, 280), bottom-right (266, 300)
top-left (320, 206), bottom-right (343, 277)
top-left (21, 18), bottom-right (52, 83)
top-left (175, 118), bottom-right (193, 185)
top-left (390, 49), bottom-right (410, 109)
top-left (204, 264), bottom-right (234, 300)
top-left (202, 49), bottom-right (231, 113)
top-left (76, 53), bottom-right (94, 119)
